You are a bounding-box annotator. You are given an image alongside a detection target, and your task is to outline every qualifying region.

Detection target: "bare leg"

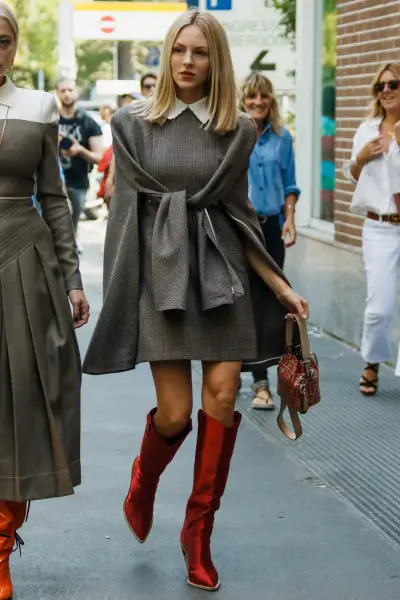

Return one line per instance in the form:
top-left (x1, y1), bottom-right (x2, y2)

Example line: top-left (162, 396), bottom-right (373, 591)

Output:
top-left (150, 360), bottom-right (193, 437)
top-left (123, 360), bottom-right (194, 543)
top-left (201, 361), bottom-right (242, 427)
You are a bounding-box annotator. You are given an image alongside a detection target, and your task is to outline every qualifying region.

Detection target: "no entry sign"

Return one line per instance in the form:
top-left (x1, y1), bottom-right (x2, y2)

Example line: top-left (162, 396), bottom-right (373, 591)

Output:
top-left (100, 15), bottom-right (116, 34)
top-left (74, 3), bottom-right (185, 41)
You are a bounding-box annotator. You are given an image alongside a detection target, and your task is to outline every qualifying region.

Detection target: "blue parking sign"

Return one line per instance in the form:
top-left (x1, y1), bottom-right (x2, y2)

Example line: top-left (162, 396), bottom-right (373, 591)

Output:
top-left (206, 0), bottom-right (232, 9)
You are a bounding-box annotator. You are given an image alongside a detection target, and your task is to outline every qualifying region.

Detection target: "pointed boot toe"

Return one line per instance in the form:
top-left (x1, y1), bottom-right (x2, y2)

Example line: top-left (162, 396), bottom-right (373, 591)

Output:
top-left (123, 458), bottom-right (156, 544)
top-left (181, 532), bottom-right (220, 591)
top-left (180, 410), bottom-right (241, 592)
top-left (124, 410), bottom-right (192, 544)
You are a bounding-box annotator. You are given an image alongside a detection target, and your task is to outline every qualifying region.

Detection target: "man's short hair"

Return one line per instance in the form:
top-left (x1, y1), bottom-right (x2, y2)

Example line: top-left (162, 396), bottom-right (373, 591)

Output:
top-left (100, 100), bottom-right (117, 114)
top-left (56, 77), bottom-right (76, 90)
top-left (140, 72), bottom-right (158, 89)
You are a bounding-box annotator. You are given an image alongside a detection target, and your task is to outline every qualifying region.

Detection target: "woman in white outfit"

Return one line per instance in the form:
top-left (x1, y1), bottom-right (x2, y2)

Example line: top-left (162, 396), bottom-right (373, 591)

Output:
top-left (345, 62), bottom-right (400, 395)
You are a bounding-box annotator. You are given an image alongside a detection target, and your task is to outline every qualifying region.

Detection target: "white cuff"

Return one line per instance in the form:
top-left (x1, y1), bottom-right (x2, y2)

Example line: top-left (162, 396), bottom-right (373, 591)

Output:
top-left (342, 159), bottom-right (357, 185)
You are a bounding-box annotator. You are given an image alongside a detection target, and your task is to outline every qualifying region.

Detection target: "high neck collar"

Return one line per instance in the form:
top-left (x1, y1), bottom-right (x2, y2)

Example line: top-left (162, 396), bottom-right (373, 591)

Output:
top-left (0, 76), bottom-right (16, 108)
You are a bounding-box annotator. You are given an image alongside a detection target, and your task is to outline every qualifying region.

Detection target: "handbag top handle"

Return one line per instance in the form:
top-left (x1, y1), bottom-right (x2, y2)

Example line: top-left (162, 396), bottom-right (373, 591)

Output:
top-left (285, 314), bottom-right (312, 360)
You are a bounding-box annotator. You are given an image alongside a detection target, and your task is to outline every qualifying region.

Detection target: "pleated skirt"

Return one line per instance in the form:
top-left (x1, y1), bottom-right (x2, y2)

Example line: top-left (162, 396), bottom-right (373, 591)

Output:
top-left (0, 199), bottom-right (81, 501)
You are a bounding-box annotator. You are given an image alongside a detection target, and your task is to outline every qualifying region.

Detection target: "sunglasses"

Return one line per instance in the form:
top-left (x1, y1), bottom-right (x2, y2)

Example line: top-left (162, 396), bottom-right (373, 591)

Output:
top-left (374, 79), bottom-right (400, 93)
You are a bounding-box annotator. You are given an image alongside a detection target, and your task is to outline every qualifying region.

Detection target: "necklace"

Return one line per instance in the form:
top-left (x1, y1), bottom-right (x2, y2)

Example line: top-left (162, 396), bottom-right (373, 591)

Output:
top-left (0, 106), bottom-right (9, 148)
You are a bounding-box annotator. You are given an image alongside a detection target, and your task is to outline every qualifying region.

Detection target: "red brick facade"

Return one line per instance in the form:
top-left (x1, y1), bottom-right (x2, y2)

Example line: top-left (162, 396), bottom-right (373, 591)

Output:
top-left (334, 0), bottom-right (400, 247)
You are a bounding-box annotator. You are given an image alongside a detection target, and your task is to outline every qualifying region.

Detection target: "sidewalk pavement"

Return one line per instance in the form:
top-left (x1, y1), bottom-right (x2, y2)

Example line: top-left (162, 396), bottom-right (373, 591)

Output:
top-left (13, 219), bottom-right (400, 600)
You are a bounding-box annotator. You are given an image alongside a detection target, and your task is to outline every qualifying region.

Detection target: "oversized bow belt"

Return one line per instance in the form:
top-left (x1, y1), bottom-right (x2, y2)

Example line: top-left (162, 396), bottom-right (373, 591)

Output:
top-left (146, 189), bottom-right (244, 312)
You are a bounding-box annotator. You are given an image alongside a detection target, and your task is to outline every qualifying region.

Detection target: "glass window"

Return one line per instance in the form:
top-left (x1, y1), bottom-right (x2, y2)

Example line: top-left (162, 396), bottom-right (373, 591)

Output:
top-left (317, 0), bottom-right (337, 222)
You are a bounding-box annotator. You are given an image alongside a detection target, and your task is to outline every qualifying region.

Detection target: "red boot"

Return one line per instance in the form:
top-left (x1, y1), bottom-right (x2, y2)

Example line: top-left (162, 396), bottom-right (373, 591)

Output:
top-left (124, 409), bottom-right (192, 543)
top-left (0, 501), bottom-right (26, 600)
top-left (180, 410), bottom-right (241, 591)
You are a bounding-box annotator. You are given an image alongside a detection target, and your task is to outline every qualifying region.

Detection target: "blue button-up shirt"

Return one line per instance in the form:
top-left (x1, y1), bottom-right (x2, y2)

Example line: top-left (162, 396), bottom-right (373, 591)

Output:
top-left (248, 123), bottom-right (300, 217)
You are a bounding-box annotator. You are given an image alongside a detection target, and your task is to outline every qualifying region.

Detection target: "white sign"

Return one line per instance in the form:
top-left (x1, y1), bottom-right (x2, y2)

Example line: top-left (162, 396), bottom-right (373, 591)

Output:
top-left (73, 4), bottom-right (185, 42)
top-left (200, 0), bottom-right (296, 92)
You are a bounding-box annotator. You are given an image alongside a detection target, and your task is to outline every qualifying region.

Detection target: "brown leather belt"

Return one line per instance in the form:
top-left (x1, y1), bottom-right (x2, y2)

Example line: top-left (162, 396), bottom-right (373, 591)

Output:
top-left (367, 211), bottom-right (400, 224)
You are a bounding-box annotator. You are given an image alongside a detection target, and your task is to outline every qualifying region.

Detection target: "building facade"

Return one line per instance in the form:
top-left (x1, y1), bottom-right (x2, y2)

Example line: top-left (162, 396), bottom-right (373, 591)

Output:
top-left (290, 0), bottom-right (400, 363)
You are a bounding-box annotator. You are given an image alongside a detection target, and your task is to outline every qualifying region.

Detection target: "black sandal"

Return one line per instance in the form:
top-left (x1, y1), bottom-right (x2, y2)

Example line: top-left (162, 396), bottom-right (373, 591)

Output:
top-left (359, 363), bottom-right (379, 396)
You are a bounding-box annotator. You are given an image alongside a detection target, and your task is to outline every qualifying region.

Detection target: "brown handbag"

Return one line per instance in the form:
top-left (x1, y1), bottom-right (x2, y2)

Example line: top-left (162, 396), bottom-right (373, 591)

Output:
top-left (277, 314), bottom-right (321, 441)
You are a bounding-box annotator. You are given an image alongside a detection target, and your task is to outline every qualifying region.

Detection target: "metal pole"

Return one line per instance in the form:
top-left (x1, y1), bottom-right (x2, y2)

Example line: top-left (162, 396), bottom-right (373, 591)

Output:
top-left (58, 0), bottom-right (77, 79)
top-left (113, 40), bottom-right (119, 80)
top-left (38, 68), bottom-right (45, 90)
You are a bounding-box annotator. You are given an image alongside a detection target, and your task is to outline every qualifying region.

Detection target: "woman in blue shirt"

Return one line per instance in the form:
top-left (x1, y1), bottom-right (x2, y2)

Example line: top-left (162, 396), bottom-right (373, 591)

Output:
top-left (241, 72), bottom-right (300, 410)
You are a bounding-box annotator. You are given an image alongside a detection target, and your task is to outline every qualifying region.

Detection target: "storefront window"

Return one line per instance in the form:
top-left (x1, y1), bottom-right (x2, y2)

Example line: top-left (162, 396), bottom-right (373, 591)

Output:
top-left (318, 0), bottom-right (337, 222)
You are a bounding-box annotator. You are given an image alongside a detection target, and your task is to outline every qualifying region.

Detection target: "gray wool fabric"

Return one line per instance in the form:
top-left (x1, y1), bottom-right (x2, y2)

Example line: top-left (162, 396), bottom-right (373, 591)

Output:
top-left (83, 105), bottom-right (289, 375)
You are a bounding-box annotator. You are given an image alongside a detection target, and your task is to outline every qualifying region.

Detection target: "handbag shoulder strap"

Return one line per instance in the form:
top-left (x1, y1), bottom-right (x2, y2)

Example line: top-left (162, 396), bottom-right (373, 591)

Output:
top-left (277, 400), bottom-right (303, 440)
top-left (285, 314), bottom-right (312, 360)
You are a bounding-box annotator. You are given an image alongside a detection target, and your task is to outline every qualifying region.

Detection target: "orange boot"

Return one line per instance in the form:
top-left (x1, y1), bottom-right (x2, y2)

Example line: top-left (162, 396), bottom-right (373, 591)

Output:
top-left (0, 501), bottom-right (26, 600)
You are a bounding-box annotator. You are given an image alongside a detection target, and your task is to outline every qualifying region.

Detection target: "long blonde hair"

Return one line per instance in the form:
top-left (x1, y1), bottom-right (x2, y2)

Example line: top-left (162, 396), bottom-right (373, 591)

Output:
top-left (369, 62), bottom-right (400, 119)
top-left (140, 10), bottom-right (238, 134)
top-left (240, 72), bottom-right (281, 134)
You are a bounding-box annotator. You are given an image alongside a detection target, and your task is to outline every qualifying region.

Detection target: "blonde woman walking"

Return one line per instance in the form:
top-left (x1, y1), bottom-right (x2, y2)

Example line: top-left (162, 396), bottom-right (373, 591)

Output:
top-left (240, 72), bottom-right (300, 409)
top-left (345, 62), bottom-right (400, 394)
top-left (0, 4), bottom-right (89, 599)
top-left (84, 10), bottom-right (307, 591)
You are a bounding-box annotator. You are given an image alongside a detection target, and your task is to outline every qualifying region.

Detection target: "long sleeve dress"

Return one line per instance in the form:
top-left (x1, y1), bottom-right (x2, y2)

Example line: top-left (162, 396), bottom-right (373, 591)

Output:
top-left (83, 98), bottom-right (289, 375)
top-left (0, 77), bottom-right (82, 502)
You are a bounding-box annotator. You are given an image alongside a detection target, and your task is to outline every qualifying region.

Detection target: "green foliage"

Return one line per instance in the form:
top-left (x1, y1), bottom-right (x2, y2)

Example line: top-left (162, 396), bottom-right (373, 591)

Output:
top-left (7, 0), bottom-right (58, 88)
top-left (323, 0), bottom-right (336, 77)
top-left (76, 40), bottom-right (114, 93)
top-left (270, 0), bottom-right (296, 44)
top-left (5, 0), bottom-right (183, 91)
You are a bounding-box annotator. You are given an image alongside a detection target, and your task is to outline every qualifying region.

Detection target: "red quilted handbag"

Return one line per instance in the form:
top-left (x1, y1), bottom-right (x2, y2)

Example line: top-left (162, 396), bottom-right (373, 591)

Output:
top-left (277, 314), bottom-right (320, 440)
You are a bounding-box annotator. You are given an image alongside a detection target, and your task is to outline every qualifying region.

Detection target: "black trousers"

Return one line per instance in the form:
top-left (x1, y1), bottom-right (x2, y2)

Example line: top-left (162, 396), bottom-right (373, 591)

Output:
top-left (252, 214), bottom-right (285, 385)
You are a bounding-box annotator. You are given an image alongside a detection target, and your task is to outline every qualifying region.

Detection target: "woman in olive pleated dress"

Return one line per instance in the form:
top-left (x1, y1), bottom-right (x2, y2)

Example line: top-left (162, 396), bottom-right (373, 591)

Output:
top-left (83, 9), bottom-right (308, 592)
top-left (0, 4), bottom-right (89, 599)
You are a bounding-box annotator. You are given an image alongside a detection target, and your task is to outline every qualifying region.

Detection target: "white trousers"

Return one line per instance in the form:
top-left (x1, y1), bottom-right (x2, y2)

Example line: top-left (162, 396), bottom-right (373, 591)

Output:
top-left (361, 219), bottom-right (400, 375)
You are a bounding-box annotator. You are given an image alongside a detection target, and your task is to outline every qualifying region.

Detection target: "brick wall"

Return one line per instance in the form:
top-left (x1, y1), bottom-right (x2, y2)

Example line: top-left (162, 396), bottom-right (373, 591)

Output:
top-left (334, 0), bottom-right (400, 247)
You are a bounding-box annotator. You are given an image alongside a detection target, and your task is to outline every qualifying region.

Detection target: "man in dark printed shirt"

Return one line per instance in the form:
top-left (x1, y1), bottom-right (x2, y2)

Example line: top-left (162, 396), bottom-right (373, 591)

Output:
top-left (56, 78), bottom-right (103, 250)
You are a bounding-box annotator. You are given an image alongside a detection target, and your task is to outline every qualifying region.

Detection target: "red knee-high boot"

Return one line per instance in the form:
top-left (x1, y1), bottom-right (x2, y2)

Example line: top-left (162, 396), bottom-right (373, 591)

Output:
top-left (124, 409), bottom-right (192, 543)
top-left (0, 501), bottom-right (27, 600)
top-left (180, 410), bottom-right (241, 591)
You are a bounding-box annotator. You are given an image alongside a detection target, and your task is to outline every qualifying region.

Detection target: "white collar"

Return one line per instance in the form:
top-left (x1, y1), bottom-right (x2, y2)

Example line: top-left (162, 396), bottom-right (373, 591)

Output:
top-left (167, 96), bottom-right (210, 124)
top-left (367, 117), bottom-right (382, 131)
top-left (0, 76), bottom-right (16, 108)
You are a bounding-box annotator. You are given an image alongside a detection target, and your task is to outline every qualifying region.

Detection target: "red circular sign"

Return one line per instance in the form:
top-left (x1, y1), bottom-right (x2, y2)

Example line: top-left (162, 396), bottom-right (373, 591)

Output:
top-left (100, 15), bottom-right (116, 34)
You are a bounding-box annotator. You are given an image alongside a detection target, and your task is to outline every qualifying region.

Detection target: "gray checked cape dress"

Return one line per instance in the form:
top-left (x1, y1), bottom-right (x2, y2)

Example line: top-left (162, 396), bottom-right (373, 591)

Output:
top-left (83, 103), bottom-right (289, 374)
top-left (0, 78), bottom-right (82, 502)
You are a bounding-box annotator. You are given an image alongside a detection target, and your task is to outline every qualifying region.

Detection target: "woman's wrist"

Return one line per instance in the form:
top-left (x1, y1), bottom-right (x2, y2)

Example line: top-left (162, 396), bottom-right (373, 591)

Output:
top-left (285, 203), bottom-right (296, 220)
top-left (271, 273), bottom-right (290, 298)
top-left (355, 153), bottom-right (365, 169)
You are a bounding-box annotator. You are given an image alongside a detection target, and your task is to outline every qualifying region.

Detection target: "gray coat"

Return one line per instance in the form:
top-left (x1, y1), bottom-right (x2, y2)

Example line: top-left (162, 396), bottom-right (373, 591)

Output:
top-left (83, 106), bottom-right (289, 374)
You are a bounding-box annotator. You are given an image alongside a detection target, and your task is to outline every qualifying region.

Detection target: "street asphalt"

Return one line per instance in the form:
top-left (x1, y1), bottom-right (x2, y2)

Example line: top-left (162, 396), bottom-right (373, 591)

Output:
top-left (12, 218), bottom-right (400, 600)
